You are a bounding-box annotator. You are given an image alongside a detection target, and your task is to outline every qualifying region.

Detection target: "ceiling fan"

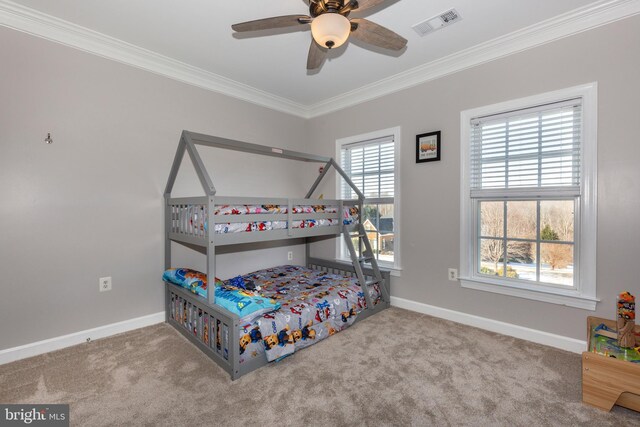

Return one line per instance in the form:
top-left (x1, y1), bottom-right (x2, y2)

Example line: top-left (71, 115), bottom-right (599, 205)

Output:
top-left (231, 0), bottom-right (407, 70)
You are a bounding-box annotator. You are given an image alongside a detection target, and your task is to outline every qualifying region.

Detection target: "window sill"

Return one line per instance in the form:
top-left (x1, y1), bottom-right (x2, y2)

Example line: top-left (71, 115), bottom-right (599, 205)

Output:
top-left (459, 277), bottom-right (599, 311)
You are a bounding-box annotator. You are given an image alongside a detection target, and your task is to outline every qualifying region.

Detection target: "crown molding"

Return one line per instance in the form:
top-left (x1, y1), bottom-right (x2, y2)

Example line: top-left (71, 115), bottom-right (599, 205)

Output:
top-left (0, 0), bottom-right (309, 118)
top-left (306, 0), bottom-right (640, 117)
top-left (1, 0), bottom-right (638, 119)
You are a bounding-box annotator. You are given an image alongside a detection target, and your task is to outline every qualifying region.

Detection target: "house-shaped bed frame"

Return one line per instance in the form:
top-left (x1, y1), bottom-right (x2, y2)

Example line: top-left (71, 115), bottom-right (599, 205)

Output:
top-left (164, 131), bottom-right (391, 379)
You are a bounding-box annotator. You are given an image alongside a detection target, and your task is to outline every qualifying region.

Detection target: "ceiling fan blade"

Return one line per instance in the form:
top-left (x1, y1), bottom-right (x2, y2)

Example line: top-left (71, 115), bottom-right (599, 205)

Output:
top-left (350, 18), bottom-right (407, 50)
top-left (307, 40), bottom-right (327, 70)
top-left (232, 15), bottom-right (312, 32)
top-left (351, 0), bottom-right (387, 13)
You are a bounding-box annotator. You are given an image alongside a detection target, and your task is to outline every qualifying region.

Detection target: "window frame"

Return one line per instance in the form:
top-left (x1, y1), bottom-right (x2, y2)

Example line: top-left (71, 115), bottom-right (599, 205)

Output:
top-left (459, 83), bottom-right (598, 310)
top-left (336, 126), bottom-right (402, 273)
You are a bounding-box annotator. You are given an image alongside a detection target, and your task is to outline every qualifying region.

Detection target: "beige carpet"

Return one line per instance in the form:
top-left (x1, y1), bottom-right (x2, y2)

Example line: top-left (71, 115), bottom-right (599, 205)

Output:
top-left (1, 308), bottom-right (639, 426)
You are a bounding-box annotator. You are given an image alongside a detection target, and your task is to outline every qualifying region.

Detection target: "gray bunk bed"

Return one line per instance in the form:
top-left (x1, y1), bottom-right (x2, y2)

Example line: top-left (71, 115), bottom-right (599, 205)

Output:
top-left (164, 130), bottom-right (391, 380)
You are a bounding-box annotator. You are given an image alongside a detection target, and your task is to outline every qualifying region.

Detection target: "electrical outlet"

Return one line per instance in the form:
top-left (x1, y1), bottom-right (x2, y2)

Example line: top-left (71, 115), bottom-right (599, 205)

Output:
top-left (448, 268), bottom-right (458, 281)
top-left (287, 251), bottom-right (293, 261)
top-left (99, 276), bottom-right (112, 292)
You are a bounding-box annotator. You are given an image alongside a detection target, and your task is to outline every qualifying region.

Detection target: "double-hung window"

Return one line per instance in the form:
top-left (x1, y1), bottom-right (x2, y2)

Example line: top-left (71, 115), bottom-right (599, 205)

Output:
top-left (460, 84), bottom-right (598, 310)
top-left (337, 127), bottom-right (401, 269)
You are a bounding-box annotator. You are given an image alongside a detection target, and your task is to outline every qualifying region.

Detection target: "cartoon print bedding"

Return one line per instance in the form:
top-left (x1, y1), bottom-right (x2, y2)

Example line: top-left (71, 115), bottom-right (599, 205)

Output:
top-left (214, 205), bottom-right (339, 215)
top-left (236, 265), bottom-right (381, 363)
top-left (180, 204), bottom-right (359, 235)
top-left (166, 264), bottom-right (381, 363)
top-left (213, 219), bottom-right (340, 234)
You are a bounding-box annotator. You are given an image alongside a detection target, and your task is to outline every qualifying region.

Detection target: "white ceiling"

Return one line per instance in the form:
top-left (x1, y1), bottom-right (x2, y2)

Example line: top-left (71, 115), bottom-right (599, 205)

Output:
top-left (2, 0), bottom-right (635, 113)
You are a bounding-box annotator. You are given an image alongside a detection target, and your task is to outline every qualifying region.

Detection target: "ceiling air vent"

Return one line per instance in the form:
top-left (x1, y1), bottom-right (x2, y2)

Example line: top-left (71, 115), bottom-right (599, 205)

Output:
top-left (412, 8), bottom-right (462, 37)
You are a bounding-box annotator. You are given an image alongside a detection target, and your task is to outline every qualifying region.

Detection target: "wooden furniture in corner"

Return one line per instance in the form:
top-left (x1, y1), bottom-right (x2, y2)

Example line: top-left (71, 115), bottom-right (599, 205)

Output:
top-left (582, 316), bottom-right (640, 412)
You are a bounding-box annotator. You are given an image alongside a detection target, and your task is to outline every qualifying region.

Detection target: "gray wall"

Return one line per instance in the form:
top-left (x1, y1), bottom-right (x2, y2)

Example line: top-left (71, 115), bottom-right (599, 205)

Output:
top-left (307, 15), bottom-right (640, 340)
top-left (2, 15), bottom-right (639, 351)
top-left (0, 27), bottom-right (312, 350)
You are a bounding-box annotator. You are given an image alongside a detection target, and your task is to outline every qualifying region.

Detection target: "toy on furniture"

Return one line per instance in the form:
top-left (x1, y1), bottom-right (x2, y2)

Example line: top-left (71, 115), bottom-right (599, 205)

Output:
top-left (163, 131), bottom-right (391, 380)
top-left (593, 323), bottom-right (617, 340)
top-left (582, 316), bottom-right (640, 412)
top-left (617, 292), bottom-right (636, 348)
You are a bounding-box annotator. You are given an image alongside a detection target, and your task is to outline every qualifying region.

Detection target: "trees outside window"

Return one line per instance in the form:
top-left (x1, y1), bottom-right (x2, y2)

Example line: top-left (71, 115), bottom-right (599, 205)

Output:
top-left (479, 200), bottom-right (573, 284)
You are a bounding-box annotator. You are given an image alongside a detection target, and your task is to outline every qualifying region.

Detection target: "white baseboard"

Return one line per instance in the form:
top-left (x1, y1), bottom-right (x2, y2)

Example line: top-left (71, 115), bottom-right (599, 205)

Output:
top-left (391, 296), bottom-right (586, 354)
top-left (0, 311), bottom-right (165, 365)
top-left (1, 299), bottom-right (587, 365)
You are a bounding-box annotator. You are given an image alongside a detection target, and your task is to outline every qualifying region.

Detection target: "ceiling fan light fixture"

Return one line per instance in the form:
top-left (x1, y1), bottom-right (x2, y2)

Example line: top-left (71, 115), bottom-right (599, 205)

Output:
top-left (311, 13), bottom-right (351, 49)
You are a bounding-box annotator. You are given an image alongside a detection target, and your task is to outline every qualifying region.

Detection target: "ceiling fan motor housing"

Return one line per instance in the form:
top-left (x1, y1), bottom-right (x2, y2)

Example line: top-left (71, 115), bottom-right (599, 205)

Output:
top-left (310, 0), bottom-right (353, 18)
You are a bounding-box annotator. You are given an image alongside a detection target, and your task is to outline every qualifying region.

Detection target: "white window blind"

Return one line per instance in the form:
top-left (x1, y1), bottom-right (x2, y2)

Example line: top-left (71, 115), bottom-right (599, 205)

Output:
top-left (341, 135), bottom-right (395, 200)
top-left (470, 98), bottom-right (582, 197)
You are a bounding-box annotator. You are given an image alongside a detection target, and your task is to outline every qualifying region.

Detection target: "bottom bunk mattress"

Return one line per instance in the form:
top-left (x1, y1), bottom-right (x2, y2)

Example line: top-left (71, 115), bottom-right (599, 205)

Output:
top-left (238, 265), bottom-right (382, 362)
top-left (168, 265), bottom-right (382, 364)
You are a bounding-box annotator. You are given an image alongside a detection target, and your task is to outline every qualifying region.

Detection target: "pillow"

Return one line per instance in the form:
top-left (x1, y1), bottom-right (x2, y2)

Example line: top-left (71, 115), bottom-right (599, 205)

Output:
top-left (215, 285), bottom-right (280, 322)
top-left (163, 268), bottom-right (220, 298)
top-left (162, 268), bottom-right (279, 320)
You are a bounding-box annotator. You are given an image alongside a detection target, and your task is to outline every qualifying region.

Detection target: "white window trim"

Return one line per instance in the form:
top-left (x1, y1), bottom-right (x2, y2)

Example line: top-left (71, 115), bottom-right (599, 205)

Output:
top-left (335, 126), bottom-right (402, 274)
top-left (459, 83), bottom-right (598, 310)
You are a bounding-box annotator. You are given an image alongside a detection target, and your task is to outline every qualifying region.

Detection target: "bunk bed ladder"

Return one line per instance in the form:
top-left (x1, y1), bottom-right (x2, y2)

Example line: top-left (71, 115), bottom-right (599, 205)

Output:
top-left (342, 224), bottom-right (390, 307)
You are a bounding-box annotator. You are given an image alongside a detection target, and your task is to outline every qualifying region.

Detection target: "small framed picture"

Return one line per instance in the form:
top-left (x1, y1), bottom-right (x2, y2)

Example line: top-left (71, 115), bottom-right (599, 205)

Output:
top-left (416, 131), bottom-right (441, 163)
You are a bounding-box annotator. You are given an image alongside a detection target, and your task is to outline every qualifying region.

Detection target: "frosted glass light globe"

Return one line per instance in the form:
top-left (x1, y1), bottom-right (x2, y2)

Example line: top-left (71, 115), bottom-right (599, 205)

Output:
top-left (311, 13), bottom-right (351, 49)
